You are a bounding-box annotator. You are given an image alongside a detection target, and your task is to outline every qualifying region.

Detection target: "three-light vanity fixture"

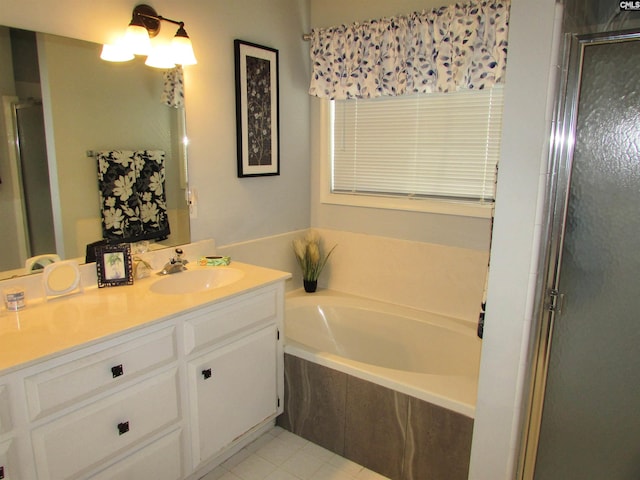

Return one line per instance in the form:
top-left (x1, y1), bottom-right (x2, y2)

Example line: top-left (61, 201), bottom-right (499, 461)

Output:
top-left (100, 4), bottom-right (197, 68)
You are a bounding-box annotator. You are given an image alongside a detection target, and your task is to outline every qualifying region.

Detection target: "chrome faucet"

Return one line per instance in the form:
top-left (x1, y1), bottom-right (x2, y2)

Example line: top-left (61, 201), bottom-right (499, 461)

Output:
top-left (158, 248), bottom-right (188, 275)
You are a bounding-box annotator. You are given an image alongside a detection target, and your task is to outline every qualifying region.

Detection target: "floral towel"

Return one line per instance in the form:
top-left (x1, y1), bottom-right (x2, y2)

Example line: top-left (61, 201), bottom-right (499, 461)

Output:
top-left (308, 0), bottom-right (510, 100)
top-left (96, 150), bottom-right (170, 242)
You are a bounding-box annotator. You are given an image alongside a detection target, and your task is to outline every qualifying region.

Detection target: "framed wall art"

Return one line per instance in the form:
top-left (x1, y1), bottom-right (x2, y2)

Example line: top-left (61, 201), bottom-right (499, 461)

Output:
top-left (234, 40), bottom-right (280, 177)
top-left (95, 243), bottom-right (134, 287)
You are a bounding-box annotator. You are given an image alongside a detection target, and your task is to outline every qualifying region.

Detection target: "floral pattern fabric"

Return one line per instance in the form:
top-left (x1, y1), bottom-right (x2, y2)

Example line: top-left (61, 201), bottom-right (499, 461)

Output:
top-left (96, 150), bottom-right (170, 242)
top-left (162, 66), bottom-right (184, 108)
top-left (308, 0), bottom-right (510, 100)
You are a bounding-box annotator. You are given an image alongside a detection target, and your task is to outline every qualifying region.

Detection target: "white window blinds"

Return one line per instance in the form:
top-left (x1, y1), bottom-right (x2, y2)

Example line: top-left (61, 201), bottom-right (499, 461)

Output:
top-left (331, 85), bottom-right (504, 203)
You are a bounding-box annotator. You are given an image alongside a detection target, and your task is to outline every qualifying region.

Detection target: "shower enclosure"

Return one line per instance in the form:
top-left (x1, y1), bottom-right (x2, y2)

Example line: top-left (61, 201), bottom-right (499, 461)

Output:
top-left (521, 30), bottom-right (640, 479)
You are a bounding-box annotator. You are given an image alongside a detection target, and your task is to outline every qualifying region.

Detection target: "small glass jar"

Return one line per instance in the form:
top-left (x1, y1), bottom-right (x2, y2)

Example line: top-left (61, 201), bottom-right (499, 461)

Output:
top-left (4, 286), bottom-right (26, 311)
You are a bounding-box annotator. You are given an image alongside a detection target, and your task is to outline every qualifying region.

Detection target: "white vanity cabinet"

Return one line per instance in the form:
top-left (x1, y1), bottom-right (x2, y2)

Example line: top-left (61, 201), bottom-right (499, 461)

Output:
top-left (0, 275), bottom-right (286, 480)
top-left (183, 285), bottom-right (283, 470)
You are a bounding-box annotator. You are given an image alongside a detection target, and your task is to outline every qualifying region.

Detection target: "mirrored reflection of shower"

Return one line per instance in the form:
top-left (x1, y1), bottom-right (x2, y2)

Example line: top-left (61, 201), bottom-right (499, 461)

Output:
top-left (10, 99), bottom-right (56, 268)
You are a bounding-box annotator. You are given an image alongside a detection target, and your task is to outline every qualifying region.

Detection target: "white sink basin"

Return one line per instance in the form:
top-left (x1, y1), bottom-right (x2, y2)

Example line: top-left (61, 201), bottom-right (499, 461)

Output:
top-left (150, 268), bottom-right (245, 295)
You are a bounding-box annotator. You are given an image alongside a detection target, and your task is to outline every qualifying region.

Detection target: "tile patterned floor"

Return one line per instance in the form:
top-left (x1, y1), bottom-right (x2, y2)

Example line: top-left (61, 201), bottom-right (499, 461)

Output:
top-left (200, 426), bottom-right (390, 480)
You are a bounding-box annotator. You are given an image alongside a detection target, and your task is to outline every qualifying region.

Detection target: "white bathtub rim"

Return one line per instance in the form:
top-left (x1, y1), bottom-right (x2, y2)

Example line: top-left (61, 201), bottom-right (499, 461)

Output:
top-left (286, 288), bottom-right (478, 334)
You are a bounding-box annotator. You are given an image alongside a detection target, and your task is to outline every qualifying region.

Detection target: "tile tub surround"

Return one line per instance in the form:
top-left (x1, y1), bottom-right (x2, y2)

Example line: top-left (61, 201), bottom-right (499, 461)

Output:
top-left (215, 228), bottom-right (490, 322)
top-left (310, 229), bottom-right (490, 322)
top-left (277, 355), bottom-right (474, 480)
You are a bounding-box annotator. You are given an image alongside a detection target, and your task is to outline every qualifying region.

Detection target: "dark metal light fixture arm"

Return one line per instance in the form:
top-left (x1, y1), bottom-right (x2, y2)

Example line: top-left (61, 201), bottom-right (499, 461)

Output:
top-left (130, 4), bottom-right (187, 38)
top-left (139, 12), bottom-right (185, 29)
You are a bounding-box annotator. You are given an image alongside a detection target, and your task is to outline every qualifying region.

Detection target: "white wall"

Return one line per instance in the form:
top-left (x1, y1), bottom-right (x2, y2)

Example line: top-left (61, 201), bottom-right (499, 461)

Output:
top-left (177, 0), bottom-right (312, 246)
top-left (0, 0), bottom-right (312, 249)
top-left (469, 1), bottom-right (560, 478)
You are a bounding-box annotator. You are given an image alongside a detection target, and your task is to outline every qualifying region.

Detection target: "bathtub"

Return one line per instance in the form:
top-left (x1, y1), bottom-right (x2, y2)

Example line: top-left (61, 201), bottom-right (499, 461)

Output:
top-left (284, 290), bottom-right (482, 417)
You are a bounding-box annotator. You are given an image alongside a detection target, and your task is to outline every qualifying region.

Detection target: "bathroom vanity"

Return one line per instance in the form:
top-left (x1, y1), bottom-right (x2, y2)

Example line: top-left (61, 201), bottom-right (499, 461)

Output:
top-left (0, 259), bottom-right (290, 479)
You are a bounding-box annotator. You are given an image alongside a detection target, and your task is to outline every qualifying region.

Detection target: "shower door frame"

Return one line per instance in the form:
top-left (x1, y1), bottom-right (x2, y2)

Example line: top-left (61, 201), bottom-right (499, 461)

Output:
top-left (517, 28), bottom-right (640, 480)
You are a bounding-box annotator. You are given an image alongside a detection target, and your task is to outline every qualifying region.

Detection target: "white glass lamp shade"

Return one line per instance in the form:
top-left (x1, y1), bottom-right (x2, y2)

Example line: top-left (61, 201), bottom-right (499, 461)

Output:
top-left (145, 45), bottom-right (176, 69)
top-left (124, 24), bottom-right (152, 55)
top-left (171, 35), bottom-right (197, 65)
top-left (100, 43), bottom-right (135, 62)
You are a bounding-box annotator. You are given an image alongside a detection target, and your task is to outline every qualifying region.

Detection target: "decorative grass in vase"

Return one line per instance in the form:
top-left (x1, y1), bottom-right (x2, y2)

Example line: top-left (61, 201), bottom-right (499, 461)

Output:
top-left (293, 231), bottom-right (336, 293)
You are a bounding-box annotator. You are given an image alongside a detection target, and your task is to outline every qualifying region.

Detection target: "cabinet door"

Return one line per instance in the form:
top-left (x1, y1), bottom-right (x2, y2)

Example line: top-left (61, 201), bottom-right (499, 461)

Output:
top-left (188, 325), bottom-right (277, 467)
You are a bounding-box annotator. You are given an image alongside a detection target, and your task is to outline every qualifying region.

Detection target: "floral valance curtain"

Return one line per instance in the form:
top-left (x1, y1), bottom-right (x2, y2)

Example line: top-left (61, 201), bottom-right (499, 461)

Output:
top-left (308, 0), bottom-right (510, 100)
top-left (96, 150), bottom-right (170, 243)
top-left (162, 66), bottom-right (184, 108)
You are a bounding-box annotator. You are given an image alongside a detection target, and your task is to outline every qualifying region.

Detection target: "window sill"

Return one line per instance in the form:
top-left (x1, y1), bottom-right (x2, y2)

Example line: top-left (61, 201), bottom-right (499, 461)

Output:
top-left (321, 191), bottom-right (494, 218)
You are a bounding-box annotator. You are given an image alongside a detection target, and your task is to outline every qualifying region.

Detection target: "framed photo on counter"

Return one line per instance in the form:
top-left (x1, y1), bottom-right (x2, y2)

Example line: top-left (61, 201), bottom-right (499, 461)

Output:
top-left (95, 243), bottom-right (133, 288)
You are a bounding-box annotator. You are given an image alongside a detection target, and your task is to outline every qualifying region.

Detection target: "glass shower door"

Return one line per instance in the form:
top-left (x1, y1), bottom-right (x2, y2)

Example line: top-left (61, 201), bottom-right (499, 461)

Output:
top-left (533, 33), bottom-right (640, 479)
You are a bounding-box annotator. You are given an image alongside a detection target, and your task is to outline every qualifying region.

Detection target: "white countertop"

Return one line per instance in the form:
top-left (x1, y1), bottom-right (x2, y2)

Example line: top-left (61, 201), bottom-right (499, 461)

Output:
top-left (0, 262), bottom-right (291, 373)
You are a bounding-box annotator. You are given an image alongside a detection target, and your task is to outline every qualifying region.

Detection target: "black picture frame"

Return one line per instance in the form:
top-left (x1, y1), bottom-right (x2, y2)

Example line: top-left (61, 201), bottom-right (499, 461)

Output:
top-left (234, 40), bottom-right (280, 177)
top-left (95, 243), bottom-right (134, 288)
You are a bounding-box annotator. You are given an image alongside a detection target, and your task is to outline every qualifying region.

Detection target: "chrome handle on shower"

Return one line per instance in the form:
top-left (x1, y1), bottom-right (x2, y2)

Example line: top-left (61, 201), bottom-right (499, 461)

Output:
top-left (548, 289), bottom-right (565, 314)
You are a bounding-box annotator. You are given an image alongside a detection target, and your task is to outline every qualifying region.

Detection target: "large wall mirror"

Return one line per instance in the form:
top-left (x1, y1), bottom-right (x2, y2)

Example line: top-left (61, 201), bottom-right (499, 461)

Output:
top-left (0, 26), bottom-right (190, 280)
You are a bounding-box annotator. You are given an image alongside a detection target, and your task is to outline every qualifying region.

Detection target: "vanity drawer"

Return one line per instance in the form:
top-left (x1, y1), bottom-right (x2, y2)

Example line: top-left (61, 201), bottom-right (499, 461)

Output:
top-left (25, 326), bottom-right (177, 421)
top-left (184, 286), bottom-right (278, 355)
top-left (32, 368), bottom-right (180, 480)
top-left (89, 428), bottom-right (183, 480)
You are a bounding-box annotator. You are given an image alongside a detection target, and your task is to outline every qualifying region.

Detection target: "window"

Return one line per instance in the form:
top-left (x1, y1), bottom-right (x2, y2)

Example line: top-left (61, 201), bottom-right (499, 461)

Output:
top-left (325, 85), bottom-right (504, 217)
